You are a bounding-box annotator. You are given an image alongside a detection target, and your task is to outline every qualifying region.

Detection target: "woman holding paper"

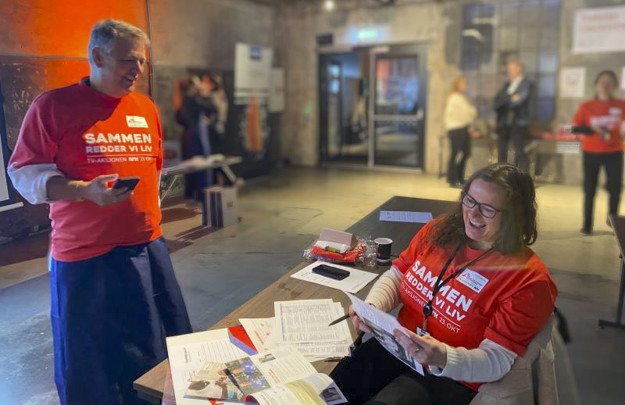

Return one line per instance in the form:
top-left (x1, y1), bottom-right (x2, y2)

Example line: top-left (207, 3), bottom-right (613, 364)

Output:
top-left (330, 163), bottom-right (557, 404)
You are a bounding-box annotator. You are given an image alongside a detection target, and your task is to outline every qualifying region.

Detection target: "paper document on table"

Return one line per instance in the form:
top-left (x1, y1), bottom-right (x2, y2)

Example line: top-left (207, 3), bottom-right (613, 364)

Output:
top-left (291, 261), bottom-right (379, 294)
top-left (240, 315), bottom-right (351, 361)
top-left (223, 347), bottom-right (347, 405)
top-left (274, 299), bottom-right (352, 344)
top-left (249, 346), bottom-right (317, 386)
top-left (252, 373), bottom-right (346, 405)
top-left (379, 210), bottom-right (433, 224)
top-left (240, 317), bottom-right (275, 352)
top-left (166, 329), bottom-right (252, 404)
top-left (346, 293), bottom-right (424, 375)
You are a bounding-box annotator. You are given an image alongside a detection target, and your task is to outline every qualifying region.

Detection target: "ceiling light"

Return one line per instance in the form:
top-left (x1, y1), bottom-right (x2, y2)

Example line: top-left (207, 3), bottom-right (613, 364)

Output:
top-left (324, 0), bottom-right (336, 11)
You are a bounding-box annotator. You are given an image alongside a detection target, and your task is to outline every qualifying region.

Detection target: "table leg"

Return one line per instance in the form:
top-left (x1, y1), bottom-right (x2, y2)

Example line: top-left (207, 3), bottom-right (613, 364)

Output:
top-left (598, 259), bottom-right (625, 330)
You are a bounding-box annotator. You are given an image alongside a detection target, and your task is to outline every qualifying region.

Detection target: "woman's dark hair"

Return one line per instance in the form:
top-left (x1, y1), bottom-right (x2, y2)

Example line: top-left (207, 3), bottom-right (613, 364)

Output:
top-left (594, 70), bottom-right (618, 87)
top-left (430, 163), bottom-right (537, 255)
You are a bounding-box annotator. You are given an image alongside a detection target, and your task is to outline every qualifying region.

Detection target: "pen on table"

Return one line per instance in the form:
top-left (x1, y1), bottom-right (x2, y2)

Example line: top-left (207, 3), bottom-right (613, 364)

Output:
top-left (328, 313), bottom-right (351, 326)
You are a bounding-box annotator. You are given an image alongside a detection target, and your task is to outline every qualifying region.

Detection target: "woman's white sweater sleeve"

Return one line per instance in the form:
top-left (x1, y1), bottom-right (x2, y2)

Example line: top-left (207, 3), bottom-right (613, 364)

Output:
top-left (364, 266), bottom-right (403, 312)
top-left (429, 339), bottom-right (518, 382)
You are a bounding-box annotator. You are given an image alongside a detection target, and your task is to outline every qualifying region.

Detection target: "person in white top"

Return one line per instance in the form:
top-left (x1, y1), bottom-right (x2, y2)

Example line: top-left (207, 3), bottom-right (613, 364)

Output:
top-left (444, 76), bottom-right (477, 187)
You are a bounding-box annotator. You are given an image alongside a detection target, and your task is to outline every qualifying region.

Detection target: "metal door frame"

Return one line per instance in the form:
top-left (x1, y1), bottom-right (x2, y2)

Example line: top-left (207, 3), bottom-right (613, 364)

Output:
top-left (368, 43), bottom-right (428, 170)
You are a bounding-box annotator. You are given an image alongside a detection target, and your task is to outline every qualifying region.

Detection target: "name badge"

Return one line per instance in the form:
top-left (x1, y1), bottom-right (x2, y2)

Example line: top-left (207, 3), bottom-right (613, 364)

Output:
top-left (457, 269), bottom-right (489, 293)
top-left (126, 115), bottom-right (149, 128)
top-left (609, 107), bottom-right (622, 116)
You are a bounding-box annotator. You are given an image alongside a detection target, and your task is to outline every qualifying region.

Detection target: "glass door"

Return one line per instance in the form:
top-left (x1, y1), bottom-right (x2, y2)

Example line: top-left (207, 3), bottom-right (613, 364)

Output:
top-left (371, 44), bottom-right (427, 168)
top-left (318, 50), bottom-right (368, 165)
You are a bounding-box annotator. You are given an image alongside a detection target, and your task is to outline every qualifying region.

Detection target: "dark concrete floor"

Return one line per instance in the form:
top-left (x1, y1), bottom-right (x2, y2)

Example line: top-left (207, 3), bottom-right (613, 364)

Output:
top-left (1, 168), bottom-right (624, 404)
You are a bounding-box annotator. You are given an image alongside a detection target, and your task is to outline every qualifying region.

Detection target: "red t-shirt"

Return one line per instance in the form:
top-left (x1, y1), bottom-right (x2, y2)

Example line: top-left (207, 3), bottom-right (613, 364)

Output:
top-left (9, 78), bottom-right (163, 261)
top-left (573, 98), bottom-right (625, 153)
top-left (393, 221), bottom-right (557, 390)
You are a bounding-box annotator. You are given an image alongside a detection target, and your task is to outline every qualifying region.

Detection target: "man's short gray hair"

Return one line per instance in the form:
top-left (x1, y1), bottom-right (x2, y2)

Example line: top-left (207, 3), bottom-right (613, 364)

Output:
top-left (506, 55), bottom-right (525, 71)
top-left (88, 19), bottom-right (150, 64)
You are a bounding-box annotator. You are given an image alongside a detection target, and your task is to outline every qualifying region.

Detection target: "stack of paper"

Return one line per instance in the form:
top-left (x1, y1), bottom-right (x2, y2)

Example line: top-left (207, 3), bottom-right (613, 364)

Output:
top-left (273, 299), bottom-right (352, 361)
top-left (166, 329), bottom-right (255, 405)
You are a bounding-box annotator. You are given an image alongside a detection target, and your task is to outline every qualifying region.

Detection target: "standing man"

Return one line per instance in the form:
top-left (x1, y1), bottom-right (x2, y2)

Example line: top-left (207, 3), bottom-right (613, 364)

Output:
top-left (494, 57), bottom-right (533, 172)
top-left (8, 20), bottom-right (192, 405)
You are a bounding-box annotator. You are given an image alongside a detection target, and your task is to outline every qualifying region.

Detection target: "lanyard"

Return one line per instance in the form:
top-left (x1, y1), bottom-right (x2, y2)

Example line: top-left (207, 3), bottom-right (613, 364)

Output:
top-left (421, 244), bottom-right (492, 334)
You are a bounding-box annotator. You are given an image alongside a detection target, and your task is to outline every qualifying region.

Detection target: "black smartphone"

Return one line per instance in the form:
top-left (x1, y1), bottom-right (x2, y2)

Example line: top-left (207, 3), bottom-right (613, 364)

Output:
top-left (312, 264), bottom-right (350, 280)
top-left (112, 177), bottom-right (140, 191)
top-left (570, 126), bottom-right (595, 135)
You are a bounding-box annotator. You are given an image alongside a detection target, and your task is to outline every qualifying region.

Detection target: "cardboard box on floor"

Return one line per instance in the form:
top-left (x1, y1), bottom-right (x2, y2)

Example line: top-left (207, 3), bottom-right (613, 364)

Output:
top-left (203, 186), bottom-right (238, 227)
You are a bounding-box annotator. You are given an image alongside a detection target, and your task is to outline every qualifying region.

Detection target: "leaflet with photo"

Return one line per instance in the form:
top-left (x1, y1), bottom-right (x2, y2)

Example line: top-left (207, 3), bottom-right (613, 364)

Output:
top-left (346, 292), bottom-right (424, 375)
top-left (221, 346), bottom-right (347, 405)
top-left (186, 362), bottom-right (245, 400)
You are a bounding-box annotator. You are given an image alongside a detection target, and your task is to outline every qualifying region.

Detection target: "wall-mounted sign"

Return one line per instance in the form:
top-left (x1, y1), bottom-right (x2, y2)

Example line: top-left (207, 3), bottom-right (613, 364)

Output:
top-left (573, 6), bottom-right (625, 54)
top-left (269, 68), bottom-right (285, 113)
top-left (234, 43), bottom-right (273, 105)
top-left (560, 67), bottom-right (586, 98)
top-left (0, 81), bottom-right (22, 212)
top-left (347, 26), bottom-right (388, 45)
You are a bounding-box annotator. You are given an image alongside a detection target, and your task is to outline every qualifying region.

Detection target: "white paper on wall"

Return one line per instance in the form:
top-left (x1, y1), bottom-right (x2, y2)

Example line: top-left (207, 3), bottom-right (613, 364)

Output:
top-left (560, 67), bottom-right (586, 99)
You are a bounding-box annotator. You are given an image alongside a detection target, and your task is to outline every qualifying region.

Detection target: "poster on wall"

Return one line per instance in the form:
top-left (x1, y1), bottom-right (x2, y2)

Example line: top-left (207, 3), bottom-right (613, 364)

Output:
top-left (0, 81), bottom-right (21, 212)
top-left (269, 68), bottom-right (285, 113)
top-left (560, 67), bottom-right (586, 98)
top-left (234, 43), bottom-right (273, 161)
top-left (573, 6), bottom-right (625, 54)
top-left (234, 43), bottom-right (273, 105)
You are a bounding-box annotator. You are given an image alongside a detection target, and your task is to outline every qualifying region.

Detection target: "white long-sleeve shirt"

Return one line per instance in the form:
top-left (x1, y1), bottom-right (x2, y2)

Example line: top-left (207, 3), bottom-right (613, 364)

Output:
top-left (365, 267), bottom-right (517, 383)
top-left (444, 92), bottom-right (477, 131)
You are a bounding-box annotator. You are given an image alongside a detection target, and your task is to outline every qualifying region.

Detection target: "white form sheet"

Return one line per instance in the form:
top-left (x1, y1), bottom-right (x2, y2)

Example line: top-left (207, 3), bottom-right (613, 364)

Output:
top-left (290, 261), bottom-right (379, 294)
top-left (240, 317), bottom-right (275, 352)
top-left (240, 315), bottom-right (351, 361)
top-left (347, 293), bottom-right (424, 375)
top-left (274, 300), bottom-right (352, 344)
top-left (250, 347), bottom-right (318, 386)
top-left (379, 210), bottom-right (433, 224)
top-left (166, 329), bottom-right (251, 405)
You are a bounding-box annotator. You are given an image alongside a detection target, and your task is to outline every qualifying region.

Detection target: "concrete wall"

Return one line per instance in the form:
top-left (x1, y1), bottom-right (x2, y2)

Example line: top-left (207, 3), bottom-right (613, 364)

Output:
top-left (275, 0), bottom-right (462, 171)
top-left (275, 0), bottom-right (625, 182)
top-left (148, 0), bottom-right (275, 141)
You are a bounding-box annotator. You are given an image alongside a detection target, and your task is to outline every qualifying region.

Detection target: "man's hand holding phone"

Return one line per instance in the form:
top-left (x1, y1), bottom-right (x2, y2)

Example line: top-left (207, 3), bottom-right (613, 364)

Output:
top-left (77, 175), bottom-right (139, 207)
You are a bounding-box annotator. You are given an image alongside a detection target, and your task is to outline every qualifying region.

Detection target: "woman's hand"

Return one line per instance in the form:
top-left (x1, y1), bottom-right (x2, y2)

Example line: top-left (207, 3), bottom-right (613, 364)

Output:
top-left (393, 328), bottom-right (448, 369)
top-left (348, 305), bottom-right (372, 333)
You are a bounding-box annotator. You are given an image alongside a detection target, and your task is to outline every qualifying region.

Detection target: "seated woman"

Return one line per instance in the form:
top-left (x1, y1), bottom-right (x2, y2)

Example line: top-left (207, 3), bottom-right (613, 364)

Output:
top-left (330, 163), bottom-right (557, 405)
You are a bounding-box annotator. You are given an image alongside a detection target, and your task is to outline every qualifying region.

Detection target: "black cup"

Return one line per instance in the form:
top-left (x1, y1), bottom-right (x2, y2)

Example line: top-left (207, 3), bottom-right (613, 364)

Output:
top-left (375, 237), bottom-right (393, 265)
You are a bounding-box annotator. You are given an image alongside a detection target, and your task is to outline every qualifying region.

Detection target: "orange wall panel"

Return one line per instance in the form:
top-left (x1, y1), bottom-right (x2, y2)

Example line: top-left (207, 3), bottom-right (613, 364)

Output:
top-left (0, 0), bottom-right (148, 58)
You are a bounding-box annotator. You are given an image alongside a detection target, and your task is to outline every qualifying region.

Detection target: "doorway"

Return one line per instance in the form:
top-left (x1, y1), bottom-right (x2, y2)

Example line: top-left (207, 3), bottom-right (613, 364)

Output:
top-left (319, 43), bottom-right (427, 169)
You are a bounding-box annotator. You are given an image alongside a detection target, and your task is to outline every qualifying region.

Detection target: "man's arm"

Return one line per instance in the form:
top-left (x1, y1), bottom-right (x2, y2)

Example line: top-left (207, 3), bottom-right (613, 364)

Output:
top-left (509, 79), bottom-right (531, 107)
top-left (46, 174), bottom-right (132, 206)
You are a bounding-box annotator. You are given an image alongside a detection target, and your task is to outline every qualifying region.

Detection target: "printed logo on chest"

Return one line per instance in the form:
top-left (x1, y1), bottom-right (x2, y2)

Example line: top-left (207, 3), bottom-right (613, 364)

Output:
top-left (126, 115), bottom-right (149, 128)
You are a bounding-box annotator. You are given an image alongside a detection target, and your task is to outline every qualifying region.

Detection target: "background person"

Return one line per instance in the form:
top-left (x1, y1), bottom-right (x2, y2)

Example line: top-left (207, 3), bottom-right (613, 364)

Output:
top-left (573, 70), bottom-right (625, 235)
top-left (330, 164), bottom-right (557, 405)
top-left (444, 75), bottom-right (477, 187)
top-left (8, 20), bottom-right (192, 405)
top-left (494, 57), bottom-right (533, 172)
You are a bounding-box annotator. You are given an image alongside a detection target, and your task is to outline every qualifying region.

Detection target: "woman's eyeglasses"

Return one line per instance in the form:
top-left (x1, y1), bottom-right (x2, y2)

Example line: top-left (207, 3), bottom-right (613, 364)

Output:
top-left (462, 193), bottom-right (502, 219)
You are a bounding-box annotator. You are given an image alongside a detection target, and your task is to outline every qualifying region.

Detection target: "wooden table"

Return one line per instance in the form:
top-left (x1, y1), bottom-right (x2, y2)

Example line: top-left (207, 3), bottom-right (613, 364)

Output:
top-left (134, 196), bottom-right (457, 403)
top-left (599, 215), bottom-right (625, 330)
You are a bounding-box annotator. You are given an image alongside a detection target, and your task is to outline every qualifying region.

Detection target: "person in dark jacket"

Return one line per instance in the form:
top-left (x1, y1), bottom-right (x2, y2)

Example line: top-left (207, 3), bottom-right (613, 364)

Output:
top-left (494, 57), bottom-right (533, 172)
